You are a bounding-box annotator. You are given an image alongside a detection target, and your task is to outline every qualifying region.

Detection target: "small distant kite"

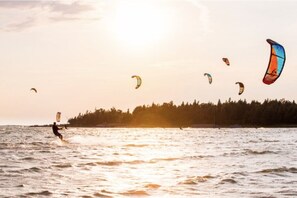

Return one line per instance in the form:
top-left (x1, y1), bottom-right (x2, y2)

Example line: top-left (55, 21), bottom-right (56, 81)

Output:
top-left (131, 75), bottom-right (142, 89)
top-left (263, 39), bottom-right (286, 85)
top-left (56, 112), bottom-right (61, 122)
top-left (222, 58), bottom-right (230, 66)
top-left (235, 82), bottom-right (244, 95)
top-left (30, 88), bottom-right (37, 93)
top-left (204, 73), bottom-right (212, 84)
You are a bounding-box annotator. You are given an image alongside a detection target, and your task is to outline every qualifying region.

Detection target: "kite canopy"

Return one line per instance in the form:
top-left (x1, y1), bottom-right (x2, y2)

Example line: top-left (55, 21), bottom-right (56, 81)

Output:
top-left (222, 58), bottom-right (230, 66)
top-left (204, 73), bottom-right (212, 84)
top-left (30, 88), bottom-right (37, 93)
top-left (131, 75), bottom-right (142, 89)
top-left (56, 112), bottom-right (61, 122)
top-left (235, 82), bottom-right (244, 95)
top-left (263, 39), bottom-right (286, 85)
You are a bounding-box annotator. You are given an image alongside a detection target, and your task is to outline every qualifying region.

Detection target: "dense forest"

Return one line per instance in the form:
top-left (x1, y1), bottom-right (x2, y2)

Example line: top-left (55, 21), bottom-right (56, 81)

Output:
top-left (68, 99), bottom-right (297, 127)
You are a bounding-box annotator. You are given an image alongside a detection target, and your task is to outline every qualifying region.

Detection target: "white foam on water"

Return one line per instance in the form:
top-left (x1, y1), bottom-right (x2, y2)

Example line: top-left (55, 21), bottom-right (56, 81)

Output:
top-left (51, 139), bottom-right (66, 146)
top-left (66, 135), bottom-right (102, 146)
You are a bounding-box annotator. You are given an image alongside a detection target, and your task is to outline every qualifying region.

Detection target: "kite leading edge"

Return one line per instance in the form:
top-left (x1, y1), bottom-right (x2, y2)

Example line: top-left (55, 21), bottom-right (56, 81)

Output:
top-left (30, 88), bottom-right (37, 93)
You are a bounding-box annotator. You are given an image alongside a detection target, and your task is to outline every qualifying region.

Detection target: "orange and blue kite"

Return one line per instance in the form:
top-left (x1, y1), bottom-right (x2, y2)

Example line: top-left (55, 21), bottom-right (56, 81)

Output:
top-left (263, 39), bottom-right (286, 85)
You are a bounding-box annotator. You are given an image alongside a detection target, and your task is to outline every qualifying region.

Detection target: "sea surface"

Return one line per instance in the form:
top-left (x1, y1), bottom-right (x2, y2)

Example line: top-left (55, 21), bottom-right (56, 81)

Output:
top-left (0, 126), bottom-right (296, 197)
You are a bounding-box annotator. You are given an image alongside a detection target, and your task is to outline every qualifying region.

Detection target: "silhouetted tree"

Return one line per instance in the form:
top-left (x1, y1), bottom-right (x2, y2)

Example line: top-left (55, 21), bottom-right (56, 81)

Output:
top-left (68, 99), bottom-right (297, 127)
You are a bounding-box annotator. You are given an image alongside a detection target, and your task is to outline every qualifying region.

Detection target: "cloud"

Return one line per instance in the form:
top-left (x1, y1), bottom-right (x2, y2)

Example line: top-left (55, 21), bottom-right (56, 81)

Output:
top-left (46, 1), bottom-right (95, 15)
top-left (0, 0), bottom-right (100, 31)
top-left (2, 17), bottom-right (36, 32)
top-left (0, 1), bottom-right (94, 14)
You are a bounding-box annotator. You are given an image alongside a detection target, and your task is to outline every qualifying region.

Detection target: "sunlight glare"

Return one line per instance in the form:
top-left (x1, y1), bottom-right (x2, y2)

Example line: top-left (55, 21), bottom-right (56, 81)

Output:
top-left (113, 2), bottom-right (167, 47)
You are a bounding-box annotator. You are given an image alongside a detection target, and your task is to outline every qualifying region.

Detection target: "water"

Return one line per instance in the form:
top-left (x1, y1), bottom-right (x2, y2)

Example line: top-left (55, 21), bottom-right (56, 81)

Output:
top-left (0, 126), bottom-right (297, 197)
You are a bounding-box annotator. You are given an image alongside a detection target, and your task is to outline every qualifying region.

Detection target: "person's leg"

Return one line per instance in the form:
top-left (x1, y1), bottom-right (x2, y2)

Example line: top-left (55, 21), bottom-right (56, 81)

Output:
top-left (54, 131), bottom-right (63, 140)
top-left (58, 133), bottom-right (63, 140)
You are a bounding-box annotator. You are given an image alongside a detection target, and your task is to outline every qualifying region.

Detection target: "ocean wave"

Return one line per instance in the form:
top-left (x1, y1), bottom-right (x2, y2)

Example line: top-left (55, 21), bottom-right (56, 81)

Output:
top-left (2, 173), bottom-right (20, 177)
top-left (149, 157), bottom-right (180, 163)
top-left (7, 169), bottom-right (22, 174)
top-left (83, 161), bottom-right (111, 166)
top-left (38, 150), bottom-right (52, 153)
top-left (111, 152), bottom-right (133, 156)
top-left (0, 143), bottom-right (20, 149)
top-left (101, 190), bottom-right (114, 194)
top-left (78, 157), bottom-right (182, 167)
top-left (31, 142), bottom-right (45, 146)
top-left (25, 190), bottom-right (52, 196)
top-left (179, 175), bottom-right (215, 185)
top-left (93, 192), bottom-right (113, 197)
top-left (0, 142), bottom-right (9, 148)
top-left (124, 144), bottom-right (148, 147)
top-left (257, 167), bottom-right (297, 174)
top-left (21, 157), bottom-right (35, 161)
top-left (94, 161), bottom-right (122, 166)
top-left (223, 152), bottom-right (240, 156)
top-left (1, 142), bottom-right (52, 150)
top-left (0, 165), bottom-right (17, 168)
top-left (83, 160), bottom-right (146, 167)
top-left (248, 140), bottom-right (258, 143)
top-left (263, 140), bottom-right (280, 143)
top-left (94, 190), bottom-right (114, 197)
top-left (81, 195), bottom-right (93, 198)
top-left (244, 149), bottom-right (277, 155)
top-left (277, 189), bottom-right (297, 196)
top-left (120, 189), bottom-right (149, 196)
top-left (185, 155), bottom-right (214, 159)
top-left (220, 178), bottom-right (237, 184)
top-left (19, 167), bottom-right (42, 173)
top-left (248, 140), bottom-right (280, 143)
top-left (53, 163), bottom-right (72, 168)
top-left (144, 183), bottom-right (161, 189)
top-left (232, 171), bottom-right (248, 176)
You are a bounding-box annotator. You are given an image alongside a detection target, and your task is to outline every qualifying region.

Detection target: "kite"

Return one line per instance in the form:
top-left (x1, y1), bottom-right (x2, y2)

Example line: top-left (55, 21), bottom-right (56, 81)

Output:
top-left (204, 73), bottom-right (212, 84)
top-left (131, 75), bottom-right (142, 89)
top-left (56, 112), bottom-right (61, 122)
top-left (263, 39), bottom-right (286, 85)
top-left (222, 58), bottom-right (230, 66)
top-left (30, 88), bottom-right (37, 93)
top-left (235, 82), bottom-right (244, 95)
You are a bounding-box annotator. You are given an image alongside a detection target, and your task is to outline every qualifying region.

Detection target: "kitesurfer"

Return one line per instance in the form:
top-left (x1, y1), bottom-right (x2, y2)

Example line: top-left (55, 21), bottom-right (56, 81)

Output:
top-left (52, 122), bottom-right (63, 140)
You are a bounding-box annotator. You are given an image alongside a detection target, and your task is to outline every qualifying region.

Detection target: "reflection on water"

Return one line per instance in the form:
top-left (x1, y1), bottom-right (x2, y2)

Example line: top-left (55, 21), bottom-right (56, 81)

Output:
top-left (0, 126), bottom-right (297, 197)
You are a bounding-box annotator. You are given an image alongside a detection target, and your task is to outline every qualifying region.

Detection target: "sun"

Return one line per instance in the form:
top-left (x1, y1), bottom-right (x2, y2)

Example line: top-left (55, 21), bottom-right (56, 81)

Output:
top-left (112, 1), bottom-right (167, 47)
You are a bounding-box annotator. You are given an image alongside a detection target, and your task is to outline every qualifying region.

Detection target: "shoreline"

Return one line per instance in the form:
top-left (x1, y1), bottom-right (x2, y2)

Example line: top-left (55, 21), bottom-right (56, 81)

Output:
top-left (28, 124), bottom-right (297, 128)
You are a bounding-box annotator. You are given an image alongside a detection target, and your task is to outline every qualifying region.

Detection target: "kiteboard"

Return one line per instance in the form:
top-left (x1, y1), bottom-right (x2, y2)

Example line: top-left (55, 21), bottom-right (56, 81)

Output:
top-left (60, 138), bottom-right (69, 144)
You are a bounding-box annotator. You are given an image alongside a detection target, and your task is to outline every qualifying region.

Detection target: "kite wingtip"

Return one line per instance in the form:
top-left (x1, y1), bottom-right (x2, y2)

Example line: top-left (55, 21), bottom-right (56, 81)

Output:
top-left (266, 39), bottom-right (279, 45)
top-left (262, 78), bottom-right (273, 85)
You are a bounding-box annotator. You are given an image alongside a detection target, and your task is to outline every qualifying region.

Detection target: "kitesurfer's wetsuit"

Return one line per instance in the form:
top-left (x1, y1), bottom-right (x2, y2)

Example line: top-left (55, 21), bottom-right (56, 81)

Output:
top-left (52, 123), bottom-right (63, 140)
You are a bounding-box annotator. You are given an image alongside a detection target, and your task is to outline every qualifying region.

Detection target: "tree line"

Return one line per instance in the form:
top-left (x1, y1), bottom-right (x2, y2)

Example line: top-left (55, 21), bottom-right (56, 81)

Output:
top-left (68, 99), bottom-right (297, 127)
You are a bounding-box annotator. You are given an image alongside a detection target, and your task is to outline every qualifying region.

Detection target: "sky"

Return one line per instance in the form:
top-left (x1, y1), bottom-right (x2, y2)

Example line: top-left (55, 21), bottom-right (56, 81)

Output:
top-left (0, 0), bottom-right (297, 125)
